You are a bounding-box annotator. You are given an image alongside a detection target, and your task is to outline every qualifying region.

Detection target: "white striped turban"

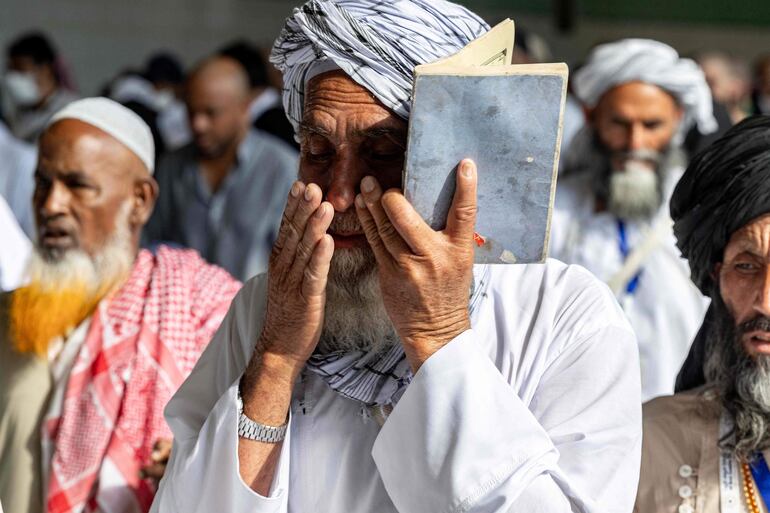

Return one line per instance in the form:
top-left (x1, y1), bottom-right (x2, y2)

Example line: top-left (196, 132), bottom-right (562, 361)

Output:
top-left (270, 0), bottom-right (489, 135)
top-left (573, 38), bottom-right (718, 138)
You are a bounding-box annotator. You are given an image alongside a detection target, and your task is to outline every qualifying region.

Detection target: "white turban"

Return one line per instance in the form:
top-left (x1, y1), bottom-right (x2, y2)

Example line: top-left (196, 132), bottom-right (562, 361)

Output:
top-left (270, 0), bottom-right (489, 136)
top-left (48, 97), bottom-right (155, 174)
top-left (573, 38), bottom-right (718, 137)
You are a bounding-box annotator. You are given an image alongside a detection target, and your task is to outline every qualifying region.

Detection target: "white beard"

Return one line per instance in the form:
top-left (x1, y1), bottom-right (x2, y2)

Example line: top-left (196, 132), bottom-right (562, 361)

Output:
top-left (28, 201), bottom-right (135, 295)
top-left (316, 213), bottom-right (398, 355)
top-left (607, 160), bottom-right (661, 221)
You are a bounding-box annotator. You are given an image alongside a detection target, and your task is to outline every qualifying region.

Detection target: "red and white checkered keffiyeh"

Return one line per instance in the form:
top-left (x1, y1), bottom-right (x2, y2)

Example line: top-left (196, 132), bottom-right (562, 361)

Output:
top-left (42, 247), bottom-right (241, 513)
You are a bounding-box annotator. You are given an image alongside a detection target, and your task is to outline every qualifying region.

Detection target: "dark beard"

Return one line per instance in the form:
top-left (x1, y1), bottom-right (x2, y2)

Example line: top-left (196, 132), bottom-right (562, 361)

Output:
top-left (704, 291), bottom-right (770, 461)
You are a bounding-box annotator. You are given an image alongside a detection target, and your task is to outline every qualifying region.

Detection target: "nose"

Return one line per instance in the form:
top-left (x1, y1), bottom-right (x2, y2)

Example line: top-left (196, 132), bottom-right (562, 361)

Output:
top-left (627, 123), bottom-right (646, 152)
top-left (324, 154), bottom-right (362, 213)
top-left (191, 113), bottom-right (209, 135)
top-left (38, 179), bottom-right (70, 218)
top-left (754, 266), bottom-right (770, 318)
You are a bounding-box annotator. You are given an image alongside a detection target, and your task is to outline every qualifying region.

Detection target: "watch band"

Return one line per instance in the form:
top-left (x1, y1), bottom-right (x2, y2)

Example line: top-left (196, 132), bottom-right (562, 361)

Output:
top-left (237, 390), bottom-right (288, 443)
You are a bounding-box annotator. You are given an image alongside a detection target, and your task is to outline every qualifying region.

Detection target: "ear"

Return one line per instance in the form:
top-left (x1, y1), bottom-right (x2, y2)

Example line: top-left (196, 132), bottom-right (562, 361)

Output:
top-left (712, 262), bottom-right (723, 282)
top-left (130, 176), bottom-right (159, 228)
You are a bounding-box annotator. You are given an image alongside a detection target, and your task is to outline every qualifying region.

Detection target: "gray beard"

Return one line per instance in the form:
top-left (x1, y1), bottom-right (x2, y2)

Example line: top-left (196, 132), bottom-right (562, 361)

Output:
top-left (316, 213), bottom-right (399, 355)
top-left (562, 128), bottom-right (679, 221)
top-left (704, 293), bottom-right (770, 461)
top-left (606, 158), bottom-right (662, 221)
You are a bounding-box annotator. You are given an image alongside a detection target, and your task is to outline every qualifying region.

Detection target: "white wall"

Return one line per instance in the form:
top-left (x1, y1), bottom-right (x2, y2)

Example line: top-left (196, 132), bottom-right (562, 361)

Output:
top-left (1, 0), bottom-right (769, 94)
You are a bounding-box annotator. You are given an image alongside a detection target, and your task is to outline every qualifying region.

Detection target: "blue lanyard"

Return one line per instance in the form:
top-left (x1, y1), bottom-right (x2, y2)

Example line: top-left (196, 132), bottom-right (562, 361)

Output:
top-left (750, 453), bottom-right (770, 508)
top-left (617, 220), bottom-right (642, 295)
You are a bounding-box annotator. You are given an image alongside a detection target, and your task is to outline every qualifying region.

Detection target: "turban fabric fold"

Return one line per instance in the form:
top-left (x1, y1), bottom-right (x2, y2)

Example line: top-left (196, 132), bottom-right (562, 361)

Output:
top-left (671, 115), bottom-right (770, 296)
top-left (269, 0), bottom-right (489, 135)
top-left (573, 39), bottom-right (717, 139)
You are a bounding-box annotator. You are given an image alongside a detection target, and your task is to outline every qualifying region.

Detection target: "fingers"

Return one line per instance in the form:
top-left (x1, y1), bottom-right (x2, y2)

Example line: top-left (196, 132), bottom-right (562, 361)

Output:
top-left (273, 183), bottom-right (323, 269)
top-left (380, 190), bottom-right (434, 255)
top-left (140, 462), bottom-right (167, 480)
top-left (289, 201), bottom-right (334, 282)
top-left (152, 439), bottom-right (172, 462)
top-left (301, 234), bottom-right (334, 299)
top-left (356, 193), bottom-right (391, 264)
top-left (445, 159), bottom-right (477, 241)
top-left (357, 176), bottom-right (410, 258)
top-left (273, 181), bottom-right (305, 252)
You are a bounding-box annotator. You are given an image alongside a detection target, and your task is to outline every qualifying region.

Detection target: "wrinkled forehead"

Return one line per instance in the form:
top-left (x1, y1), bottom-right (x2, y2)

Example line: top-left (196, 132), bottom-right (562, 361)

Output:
top-left (724, 213), bottom-right (770, 261)
top-left (302, 70), bottom-right (406, 139)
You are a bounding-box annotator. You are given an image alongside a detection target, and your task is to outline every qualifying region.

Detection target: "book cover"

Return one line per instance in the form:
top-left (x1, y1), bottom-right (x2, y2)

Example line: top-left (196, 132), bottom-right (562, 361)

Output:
top-left (403, 20), bottom-right (568, 264)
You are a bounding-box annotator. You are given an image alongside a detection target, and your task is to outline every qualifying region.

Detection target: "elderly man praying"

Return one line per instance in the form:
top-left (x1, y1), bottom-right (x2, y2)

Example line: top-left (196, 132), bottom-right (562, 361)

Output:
top-left (152, 1), bottom-right (642, 512)
top-left (0, 98), bottom-right (241, 513)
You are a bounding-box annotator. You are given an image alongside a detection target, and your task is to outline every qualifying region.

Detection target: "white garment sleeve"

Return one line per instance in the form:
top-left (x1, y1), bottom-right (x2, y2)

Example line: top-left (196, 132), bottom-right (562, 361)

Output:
top-left (151, 381), bottom-right (292, 513)
top-left (151, 275), bottom-right (293, 513)
top-left (372, 326), bottom-right (642, 513)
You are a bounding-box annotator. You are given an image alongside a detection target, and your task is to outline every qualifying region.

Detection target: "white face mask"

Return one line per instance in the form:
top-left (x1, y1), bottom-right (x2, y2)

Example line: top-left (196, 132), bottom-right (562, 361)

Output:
top-left (3, 70), bottom-right (41, 107)
top-left (154, 90), bottom-right (176, 111)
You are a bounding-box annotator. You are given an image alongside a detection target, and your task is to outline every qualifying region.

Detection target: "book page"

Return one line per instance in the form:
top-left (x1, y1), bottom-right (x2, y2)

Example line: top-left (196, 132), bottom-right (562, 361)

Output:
top-left (417, 19), bottom-right (514, 71)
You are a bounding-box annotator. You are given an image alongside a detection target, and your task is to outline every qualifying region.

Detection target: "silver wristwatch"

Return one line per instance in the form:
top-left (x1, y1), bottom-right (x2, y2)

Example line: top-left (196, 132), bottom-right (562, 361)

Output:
top-left (236, 390), bottom-right (288, 443)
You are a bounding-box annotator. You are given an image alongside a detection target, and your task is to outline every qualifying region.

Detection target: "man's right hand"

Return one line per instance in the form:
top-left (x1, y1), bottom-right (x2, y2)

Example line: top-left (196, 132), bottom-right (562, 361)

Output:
top-left (237, 181), bottom-right (334, 495)
top-left (246, 181), bottom-right (335, 390)
top-left (260, 180), bottom-right (334, 373)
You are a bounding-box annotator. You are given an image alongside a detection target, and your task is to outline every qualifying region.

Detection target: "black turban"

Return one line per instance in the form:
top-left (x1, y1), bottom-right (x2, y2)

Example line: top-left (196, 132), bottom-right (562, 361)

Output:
top-left (671, 115), bottom-right (770, 296)
top-left (673, 115), bottom-right (770, 392)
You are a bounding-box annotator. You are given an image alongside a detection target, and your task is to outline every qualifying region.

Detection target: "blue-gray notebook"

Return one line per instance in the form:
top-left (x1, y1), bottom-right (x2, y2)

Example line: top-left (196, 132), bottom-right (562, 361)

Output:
top-left (404, 20), bottom-right (567, 264)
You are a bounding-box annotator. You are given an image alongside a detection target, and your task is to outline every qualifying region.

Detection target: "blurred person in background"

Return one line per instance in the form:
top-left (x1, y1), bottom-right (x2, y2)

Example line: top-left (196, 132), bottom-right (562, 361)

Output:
top-left (144, 56), bottom-right (297, 281)
top-left (0, 98), bottom-right (240, 513)
top-left (679, 51), bottom-right (743, 158)
top-left (697, 51), bottom-right (752, 123)
top-left (2, 32), bottom-right (78, 142)
top-left (0, 118), bottom-right (37, 236)
top-left (0, 194), bottom-right (31, 292)
top-left (636, 116), bottom-right (770, 513)
top-left (144, 52), bottom-right (191, 151)
top-left (219, 40), bottom-right (298, 149)
top-left (752, 54), bottom-right (770, 116)
top-left (550, 38), bottom-right (716, 401)
top-left (106, 54), bottom-right (189, 156)
top-left (108, 70), bottom-right (167, 158)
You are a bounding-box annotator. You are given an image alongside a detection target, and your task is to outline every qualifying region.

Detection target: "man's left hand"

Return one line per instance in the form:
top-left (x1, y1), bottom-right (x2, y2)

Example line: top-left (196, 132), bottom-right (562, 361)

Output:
top-left (139, 438), bottom-right (172, 489)
top-left (355, 159), bottom-right (477, 372)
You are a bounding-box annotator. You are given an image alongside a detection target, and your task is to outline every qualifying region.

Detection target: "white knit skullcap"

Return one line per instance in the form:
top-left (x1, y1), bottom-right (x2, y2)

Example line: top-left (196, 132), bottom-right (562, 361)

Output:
top-left (48, 97), bottom-right (155, 174)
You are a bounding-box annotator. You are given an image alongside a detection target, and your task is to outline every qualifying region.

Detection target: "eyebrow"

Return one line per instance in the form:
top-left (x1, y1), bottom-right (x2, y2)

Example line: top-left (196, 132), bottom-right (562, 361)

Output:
top-left (298, 122), bottom-right (406, 143)
top-left (354, 126), bottom-right (407, 143)
top-left (35, 168), bottom-right (92, 181)
top-left (298, 122), bottom-right (331, 138)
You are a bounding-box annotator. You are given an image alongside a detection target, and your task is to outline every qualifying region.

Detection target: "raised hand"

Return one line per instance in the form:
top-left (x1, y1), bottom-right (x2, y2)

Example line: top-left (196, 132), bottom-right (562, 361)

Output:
top-left (355, 159), bottom-right (477, 372)
top-left (237, 181), bottom-right (334, 495)
top-left (257, 180), bottom-right (335, 376)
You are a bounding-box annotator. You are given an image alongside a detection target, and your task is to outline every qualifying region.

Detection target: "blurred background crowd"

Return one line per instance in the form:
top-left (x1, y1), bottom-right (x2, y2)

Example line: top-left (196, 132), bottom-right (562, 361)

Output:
top-left (1, 0), bottom-right (769, 285)
top-left (0, 1), bottom-right (769, 511)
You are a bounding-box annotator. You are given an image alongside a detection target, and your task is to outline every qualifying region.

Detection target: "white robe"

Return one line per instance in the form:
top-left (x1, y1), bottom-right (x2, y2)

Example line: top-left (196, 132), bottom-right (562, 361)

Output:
top-left (151, 261), bottom-right (642, 513)
top-left (550, 169), bottom-right (709, 402)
